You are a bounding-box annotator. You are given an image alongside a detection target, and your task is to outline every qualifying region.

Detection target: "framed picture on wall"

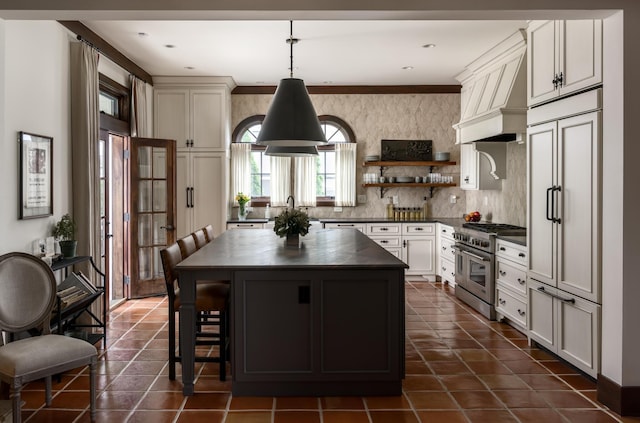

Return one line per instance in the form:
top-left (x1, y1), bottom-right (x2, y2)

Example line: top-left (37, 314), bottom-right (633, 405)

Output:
top-left (19, 131), bottom-right (53, 219)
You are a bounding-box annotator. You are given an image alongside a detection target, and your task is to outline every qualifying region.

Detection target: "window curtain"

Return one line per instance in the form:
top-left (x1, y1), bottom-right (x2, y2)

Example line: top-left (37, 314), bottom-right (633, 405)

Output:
top-left (230, 143), bottom-right (252, 205)
top-left (270, 156), bottom-right (292, 207)
top-left (70, 42), bottom-right (101, 271)
top-left (335, 143), bottom-right (357, 206)
top-left (294, 157), bottom-right (317, 207)
top-left (130, 75), bottom-right (149, 137)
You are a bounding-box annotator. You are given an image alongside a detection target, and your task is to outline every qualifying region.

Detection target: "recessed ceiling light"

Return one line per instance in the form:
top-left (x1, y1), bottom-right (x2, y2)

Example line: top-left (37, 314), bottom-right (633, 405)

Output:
top-left (165, 44), bottom-right (176, 49)
top-left (422, 43), bottom-right (436, 49)
top-left (402, 66), bottom-right (414, 70)
top-left (137, 32), bottom-right (149, 38)
top-left (184, 66), bottom-right (195, 70)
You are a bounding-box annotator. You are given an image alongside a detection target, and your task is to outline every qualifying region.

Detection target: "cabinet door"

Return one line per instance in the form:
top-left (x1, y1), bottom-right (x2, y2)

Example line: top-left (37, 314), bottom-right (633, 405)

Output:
top-left (175, 150), bottom-right (191, 238)
top-left (527, 20), bottom-right (558, 106)
top-left (556, 292), bottom-right (600, 378)
top-left (403, 236), bottom-right (435, 277)
top-left (527, 278), bottom-right (556, 350)
top-left (558, 20), bottom-right (602, 97)
top-left (191, 151), bottom-right (227, 238)
top-left (527, 121), bottom-right (556, 286)
top-left (459, 143), bottom-right (477, 190)
top-left (556, 112), bottom-right (601, 302)
top-left (190, 89), bottom-right (227, 150)
top-left (154, 89), bottom-right (190, 148)
top-left (235, 275), bottom-right (313, 379)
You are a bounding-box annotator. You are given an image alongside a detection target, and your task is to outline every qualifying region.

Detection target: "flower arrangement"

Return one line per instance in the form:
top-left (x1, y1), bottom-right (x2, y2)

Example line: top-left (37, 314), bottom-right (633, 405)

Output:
top-left (273, 209), bottom-right (311, 238)
top-left (235, 192), bottom-right (250, 220)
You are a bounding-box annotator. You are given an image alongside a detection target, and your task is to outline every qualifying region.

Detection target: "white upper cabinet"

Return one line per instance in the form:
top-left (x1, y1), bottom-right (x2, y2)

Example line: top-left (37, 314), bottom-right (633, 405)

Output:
top-left (154, 85), bottom-right (230, 151)
top-left (527, 20), bottom-right (602, 107)
top-left (459, 143), bottom-right (503, 191)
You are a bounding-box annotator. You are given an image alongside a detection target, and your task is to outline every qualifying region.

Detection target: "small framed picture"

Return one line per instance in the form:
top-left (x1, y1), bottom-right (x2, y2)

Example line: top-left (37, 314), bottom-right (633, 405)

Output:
top-left (19, 131), bottom-right (53, 219)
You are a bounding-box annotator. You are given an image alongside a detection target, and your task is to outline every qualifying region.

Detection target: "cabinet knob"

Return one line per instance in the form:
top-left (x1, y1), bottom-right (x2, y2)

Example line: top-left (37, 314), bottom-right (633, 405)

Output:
top-left (499, 270), bottom-right (506, 276)
top-left (499, 298), bottom-right (506, 305)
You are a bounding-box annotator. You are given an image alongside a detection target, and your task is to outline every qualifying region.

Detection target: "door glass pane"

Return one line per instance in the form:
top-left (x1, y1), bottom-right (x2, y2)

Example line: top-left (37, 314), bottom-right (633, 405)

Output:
top-left (138, 146), bottom-right (152, 178)
top-left (153, 214), bottom-right (167, 244)
top-left (138, 181), bottom-right (152, 212)
top-left (153, 247), bottom-right (163, 279)
top-left (152, 147), bottom-right (167, 178)
top-left (138, 247), bottom-right (152, 280)
top-left (153, 181), bottom-right (166, 212)
top-left (138, 214), bottom-right (152, 246)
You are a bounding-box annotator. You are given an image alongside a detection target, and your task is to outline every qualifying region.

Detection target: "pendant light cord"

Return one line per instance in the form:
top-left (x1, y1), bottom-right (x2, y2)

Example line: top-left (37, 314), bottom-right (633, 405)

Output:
top-left (289, 20), bottom-right (294, 78)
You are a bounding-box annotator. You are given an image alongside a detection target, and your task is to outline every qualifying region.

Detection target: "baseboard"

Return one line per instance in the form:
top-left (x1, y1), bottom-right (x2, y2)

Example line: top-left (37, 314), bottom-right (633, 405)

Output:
top-left (598, 373), bottom-right (640, 416)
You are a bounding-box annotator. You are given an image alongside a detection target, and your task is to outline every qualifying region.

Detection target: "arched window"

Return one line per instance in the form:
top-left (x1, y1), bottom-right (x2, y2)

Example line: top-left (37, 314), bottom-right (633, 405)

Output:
top-left (232, 114), bottom-right (355, 206)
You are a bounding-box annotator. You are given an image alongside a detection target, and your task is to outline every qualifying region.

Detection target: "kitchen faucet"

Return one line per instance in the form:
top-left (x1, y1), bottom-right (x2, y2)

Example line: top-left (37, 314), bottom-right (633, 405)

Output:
top-left (286, 195), bottom-right (295, 210)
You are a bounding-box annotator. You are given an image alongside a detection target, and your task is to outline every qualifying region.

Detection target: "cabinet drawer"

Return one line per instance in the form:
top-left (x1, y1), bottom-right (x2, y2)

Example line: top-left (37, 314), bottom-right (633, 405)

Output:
top-left (439, 257), bottom-right (456, 285)
top-left (496, 259), bottom-right (527, 295)
top-left (367, 223), bottom-right (401, 235)
top-left (440, 238), bottom-right (456, 262)
top-left (227, 222), bottom-right (265, 230)
top-left (402, 223), bottom-right (435, 235)
top-left (439, 224), bottom-right (455, 241)
top-left (369, 236), bottom-right (402, 249)
top-left (496, 239), bottom-right (527, 266)
top-left (323, 222), bottom-right (366, 232)
top-left (496, 283), bottom-right (527, 327)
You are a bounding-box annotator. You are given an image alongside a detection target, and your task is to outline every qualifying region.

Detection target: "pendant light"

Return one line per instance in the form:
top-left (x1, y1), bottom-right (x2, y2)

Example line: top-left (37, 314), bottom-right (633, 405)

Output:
top-left (265, 144), bottom-right (319, 157)
top-left (256, 21), bottom-right (326, 149)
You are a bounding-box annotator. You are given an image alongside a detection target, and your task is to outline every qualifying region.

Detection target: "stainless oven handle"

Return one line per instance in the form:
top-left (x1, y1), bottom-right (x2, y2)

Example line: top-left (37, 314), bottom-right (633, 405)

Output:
top-left (461, 250), bottom-right (489, 262)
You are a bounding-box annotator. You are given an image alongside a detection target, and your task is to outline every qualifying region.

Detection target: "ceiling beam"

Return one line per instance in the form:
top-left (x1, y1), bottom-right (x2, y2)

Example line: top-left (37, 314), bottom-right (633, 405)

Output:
top-left (233, 85), bottom-right (461, 95)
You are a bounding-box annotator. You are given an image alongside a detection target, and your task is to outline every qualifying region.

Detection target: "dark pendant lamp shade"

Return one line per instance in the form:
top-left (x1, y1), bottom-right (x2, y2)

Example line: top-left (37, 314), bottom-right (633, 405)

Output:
top-left (265, 144), bottom-right (319, 157)
top-left (256, 78), bottom-right (327, 147)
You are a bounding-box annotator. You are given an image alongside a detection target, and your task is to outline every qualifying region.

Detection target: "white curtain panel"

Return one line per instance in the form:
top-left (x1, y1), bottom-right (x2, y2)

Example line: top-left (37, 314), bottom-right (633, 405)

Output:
top-left (335, 143), bottom-right (357, 206)
top-left (130, 76), bottom-right (149, 137)
top-left (294, 156), bottom-right (317, 207)
top-left (270, 156), bottom-right (292, 207)
top-left (230, 143), bottom-right (252, 205)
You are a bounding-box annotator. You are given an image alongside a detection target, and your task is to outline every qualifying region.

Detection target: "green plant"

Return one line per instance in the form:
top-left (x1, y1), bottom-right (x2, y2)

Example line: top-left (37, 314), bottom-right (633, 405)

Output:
top-left (52, 213), bottom-right (76, 241)
top-left (273, 209), bottom-right (311, 238)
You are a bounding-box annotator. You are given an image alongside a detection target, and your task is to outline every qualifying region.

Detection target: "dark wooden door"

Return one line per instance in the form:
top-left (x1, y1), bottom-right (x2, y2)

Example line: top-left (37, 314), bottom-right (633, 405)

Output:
top-left (129, 137), bottom-right (177, 298)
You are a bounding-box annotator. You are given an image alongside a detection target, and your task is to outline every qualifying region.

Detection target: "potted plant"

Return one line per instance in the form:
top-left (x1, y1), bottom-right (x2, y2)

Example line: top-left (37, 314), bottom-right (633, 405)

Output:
top-left (52, 213), bottom-right (77, 258)
top-left (273, 208), bottom-right (311, 246)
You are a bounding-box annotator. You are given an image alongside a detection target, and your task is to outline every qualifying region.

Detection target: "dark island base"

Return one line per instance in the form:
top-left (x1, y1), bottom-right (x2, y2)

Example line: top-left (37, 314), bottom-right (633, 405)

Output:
top-left (232, 380), bottom-right (402, 397)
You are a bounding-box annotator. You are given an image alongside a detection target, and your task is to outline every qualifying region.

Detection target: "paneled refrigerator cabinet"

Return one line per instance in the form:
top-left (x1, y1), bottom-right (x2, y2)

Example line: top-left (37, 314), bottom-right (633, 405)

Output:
top-left (526, 89), bottom-right (601, 378)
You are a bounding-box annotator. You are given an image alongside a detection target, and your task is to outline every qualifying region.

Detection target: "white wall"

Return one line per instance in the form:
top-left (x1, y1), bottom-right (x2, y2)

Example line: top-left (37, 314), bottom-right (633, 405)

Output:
top-left (0, 20), bottom-right (74, 254)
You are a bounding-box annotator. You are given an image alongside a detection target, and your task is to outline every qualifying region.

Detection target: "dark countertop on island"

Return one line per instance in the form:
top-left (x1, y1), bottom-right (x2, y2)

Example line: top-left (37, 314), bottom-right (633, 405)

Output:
top-left (227, 217), bottom-right (467, 227)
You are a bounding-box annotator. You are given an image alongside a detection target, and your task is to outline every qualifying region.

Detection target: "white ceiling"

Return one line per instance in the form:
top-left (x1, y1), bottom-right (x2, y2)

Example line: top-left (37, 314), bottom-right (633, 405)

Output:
top-left (82, 20), bottom-right (527, 86)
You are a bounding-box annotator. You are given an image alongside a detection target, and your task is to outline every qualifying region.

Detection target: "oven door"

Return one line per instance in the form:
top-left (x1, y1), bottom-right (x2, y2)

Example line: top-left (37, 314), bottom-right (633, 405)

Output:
top-left (455, 244), bottom-right (494, 304)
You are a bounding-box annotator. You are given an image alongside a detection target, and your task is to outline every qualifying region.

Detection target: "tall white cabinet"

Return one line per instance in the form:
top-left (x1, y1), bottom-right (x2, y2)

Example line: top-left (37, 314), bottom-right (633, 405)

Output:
top-left (526, 89), bottom-right (601, 377)
top-left (527, 20), bottom-right (602, 107)
top-left (153, 77), bottom-right (232, 239)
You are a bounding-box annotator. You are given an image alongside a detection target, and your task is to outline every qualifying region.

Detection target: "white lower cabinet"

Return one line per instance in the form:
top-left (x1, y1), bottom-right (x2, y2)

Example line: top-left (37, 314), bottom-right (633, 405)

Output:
top-left (402, 223), bottom-right (435, 278)
top-left (495, 239), bottom-right (528, 331)
top-left (367, 223), bottom-right (403, 260)
top-left (528, 278), bottom-right (600, 378)
top-left (436, 223), bottom-right (456, 286)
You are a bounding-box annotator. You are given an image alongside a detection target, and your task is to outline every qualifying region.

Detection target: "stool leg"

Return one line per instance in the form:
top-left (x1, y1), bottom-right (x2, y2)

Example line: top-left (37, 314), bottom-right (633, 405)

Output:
top-left (220, 311), bottom-right (226, 381)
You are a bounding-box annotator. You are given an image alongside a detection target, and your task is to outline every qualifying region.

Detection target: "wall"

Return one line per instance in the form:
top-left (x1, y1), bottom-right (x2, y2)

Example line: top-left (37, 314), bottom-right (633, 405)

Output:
top-left (233, 92), bottom-right (526, 224)
top-left (0, 20), bottom-right (73, 255)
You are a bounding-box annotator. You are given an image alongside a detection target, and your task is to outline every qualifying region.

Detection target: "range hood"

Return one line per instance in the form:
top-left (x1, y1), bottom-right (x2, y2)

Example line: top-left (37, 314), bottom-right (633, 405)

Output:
top-left (452, 30), bottom-right (527, 145)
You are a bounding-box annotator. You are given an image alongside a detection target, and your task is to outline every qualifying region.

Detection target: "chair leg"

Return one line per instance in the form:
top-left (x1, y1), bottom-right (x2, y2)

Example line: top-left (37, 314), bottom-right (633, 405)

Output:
top-left (219, 311), bottom-right (226, 382)
top-left (10, 381), bottom-right (22, 423)
top-left (45, 376), bottom-right (52, 406)
top-left (168, 307), bottom-right (176, 380)
top-left (89, 357), bottom-right (97, 422)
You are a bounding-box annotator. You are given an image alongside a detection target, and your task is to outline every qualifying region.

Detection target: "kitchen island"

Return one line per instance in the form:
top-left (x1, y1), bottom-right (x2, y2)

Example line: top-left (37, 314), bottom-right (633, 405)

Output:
top-left (176, 228), bottom-right (408, 396)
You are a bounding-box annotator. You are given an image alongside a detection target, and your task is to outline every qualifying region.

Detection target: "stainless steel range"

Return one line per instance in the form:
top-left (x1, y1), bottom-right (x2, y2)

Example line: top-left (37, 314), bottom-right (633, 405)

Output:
top-left (453, 223), bottom-right (526, 320)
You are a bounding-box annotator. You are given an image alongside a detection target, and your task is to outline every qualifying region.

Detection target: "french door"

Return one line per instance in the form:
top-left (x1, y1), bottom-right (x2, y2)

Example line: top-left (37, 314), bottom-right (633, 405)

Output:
top-left (129, 137), bottom-right (177, 298)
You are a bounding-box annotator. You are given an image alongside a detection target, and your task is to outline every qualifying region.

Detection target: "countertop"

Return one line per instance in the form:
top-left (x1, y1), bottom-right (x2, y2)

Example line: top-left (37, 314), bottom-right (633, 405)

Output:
top-left (227, 217), bottom-right (467, 227)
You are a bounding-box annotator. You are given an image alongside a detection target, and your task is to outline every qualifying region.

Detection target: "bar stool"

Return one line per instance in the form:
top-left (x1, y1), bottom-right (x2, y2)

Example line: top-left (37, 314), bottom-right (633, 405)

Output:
top-left (177, 234), bottom-right (198, 258)
top-left (160, 243), bottom-right (229, 381)
top-left (203, 224), bottom-right (215, 242)
top-left (193, 229), bottom-right (208, 249)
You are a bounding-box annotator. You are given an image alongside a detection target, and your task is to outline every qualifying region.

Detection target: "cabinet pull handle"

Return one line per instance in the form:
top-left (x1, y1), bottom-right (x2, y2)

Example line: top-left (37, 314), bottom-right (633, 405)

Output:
top-left (517, 309), bottom-right (526, 316)
top-left (517, 278), bottom-right (525, 285)
top-left (536, 286), bottom-right (575, 303)
top-left (186, 187), bottom-right (190, 208)
top-left (442, 246), bottom-right (447, 251)
top-left (557, 72), bottom-right (564, 87)
top-left (552, 73), bottom-right (559, 89)
top-left (546, 186), bottom-right (554, 221)
top-left (380, 227), bottom-right (388, 231)
top-left (415, 227), bottom-right (424, 231)
top-left (499, 298), bottom-right (506, 305)
top-left (553, 186), bottom-right (562, 224)
top-left (403, 240), bottom-right (407, 248)
top-left (380, 240), bottom-right (389, 244)
top-left (518, 253), bottom-right (525, 257)
top-left (499, 247), bottom-right (506, 251)
top-left (464, 176), bottom-right (470, 183)
top-left (337, 224), bottom-right (354, 227)
top-left (499, 270), bottom-right (506, 276)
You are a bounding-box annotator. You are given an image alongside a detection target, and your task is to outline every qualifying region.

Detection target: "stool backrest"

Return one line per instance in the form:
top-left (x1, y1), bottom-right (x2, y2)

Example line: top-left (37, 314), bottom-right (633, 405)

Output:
top-left (193, 229), bottom-right (207, 249)
top-left (177, 234), bottom-right (197, 258)
top-left (159, 243), bottom-right (182, 298)
top-left (203, 224), bottom-right (215, 242)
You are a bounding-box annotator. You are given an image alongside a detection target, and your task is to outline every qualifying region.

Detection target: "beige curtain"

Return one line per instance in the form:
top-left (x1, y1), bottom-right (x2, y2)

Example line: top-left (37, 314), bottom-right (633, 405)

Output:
top-left (335, 143), bottom-right (357, 206)
top-left (294, 156), bottom-right (317, 207)
top-left (230, 143), bottom-right (252, 205)
top-left (130, 75), bottom-right (149, 137)
top-left (270, 156), bottom-right (292, 207)
top-left (70, 42), bottom-right (101, 273)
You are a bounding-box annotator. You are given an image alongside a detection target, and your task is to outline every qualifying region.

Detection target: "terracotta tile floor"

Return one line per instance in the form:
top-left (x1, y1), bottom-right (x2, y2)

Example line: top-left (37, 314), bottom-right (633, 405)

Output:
top-left (14, 280), bottom-right (640, 422)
